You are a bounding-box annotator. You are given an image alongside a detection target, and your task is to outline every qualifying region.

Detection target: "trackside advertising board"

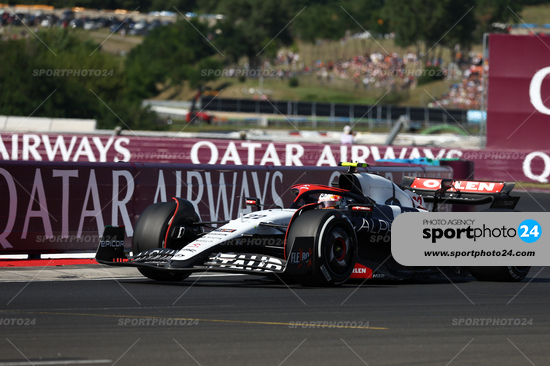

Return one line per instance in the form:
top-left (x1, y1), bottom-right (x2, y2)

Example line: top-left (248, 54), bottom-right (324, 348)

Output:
top-left (0, 161), bottom-right (452, 254)
top-left (487, 34), bottom-right (550, 151)
top-left (1, 133), bottom-right (549, 183)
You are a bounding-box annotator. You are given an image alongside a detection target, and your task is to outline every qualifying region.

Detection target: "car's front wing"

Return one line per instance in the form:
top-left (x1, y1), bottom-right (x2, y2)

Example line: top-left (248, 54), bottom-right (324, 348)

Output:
top-left (95, 226), bottom-right (313, 276)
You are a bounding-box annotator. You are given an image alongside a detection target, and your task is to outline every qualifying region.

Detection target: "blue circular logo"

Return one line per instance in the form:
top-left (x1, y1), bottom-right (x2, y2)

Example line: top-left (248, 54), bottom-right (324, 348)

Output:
top-left (518, 219), bottom-right (542, 243)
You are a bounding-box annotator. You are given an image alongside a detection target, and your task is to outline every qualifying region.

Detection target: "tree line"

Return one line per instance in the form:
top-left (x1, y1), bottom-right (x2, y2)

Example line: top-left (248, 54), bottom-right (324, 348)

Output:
top-left (0, 19), bottom-right (219, 130)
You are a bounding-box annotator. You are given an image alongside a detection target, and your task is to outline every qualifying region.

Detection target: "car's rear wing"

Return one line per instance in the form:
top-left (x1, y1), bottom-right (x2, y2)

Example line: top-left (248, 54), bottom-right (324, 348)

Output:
top-left (400, 176), bottom-right (519, 211)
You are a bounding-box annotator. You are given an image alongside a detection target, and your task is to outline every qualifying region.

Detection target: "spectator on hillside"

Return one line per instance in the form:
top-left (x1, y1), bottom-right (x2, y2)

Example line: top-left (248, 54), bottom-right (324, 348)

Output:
top-left (430, 54), bottom-right (484, 110)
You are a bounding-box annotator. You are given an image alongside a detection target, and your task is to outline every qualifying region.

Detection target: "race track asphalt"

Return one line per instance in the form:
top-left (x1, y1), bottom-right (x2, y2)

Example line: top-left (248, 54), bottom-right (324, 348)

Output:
top-left (0, 191), bottom-right (549, 366)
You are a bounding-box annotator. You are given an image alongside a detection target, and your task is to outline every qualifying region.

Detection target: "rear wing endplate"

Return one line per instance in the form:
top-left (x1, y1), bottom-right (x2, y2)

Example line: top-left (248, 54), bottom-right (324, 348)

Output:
top-left (400, 177), bottom-right (519, 211)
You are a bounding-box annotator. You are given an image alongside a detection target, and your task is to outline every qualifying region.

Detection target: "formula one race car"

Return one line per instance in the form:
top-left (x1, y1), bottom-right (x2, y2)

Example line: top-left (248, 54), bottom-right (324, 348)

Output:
top-left (96, 163), bottom-right (530, 286)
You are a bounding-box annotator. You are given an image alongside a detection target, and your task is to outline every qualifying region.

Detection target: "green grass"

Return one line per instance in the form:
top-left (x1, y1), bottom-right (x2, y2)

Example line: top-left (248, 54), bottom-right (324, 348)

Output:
top-left (297, 38), bottom-right (413, 66)
top-left (405, 79), bottom-right (454, 106)
top-left (167, 73), bottom-right (417, 105)
top-left (516, 4), bottom-right (550, 26)
top-left (85, 29), bottom-right (142, 55)
top-left (254, 76), bottom-right (384, 104)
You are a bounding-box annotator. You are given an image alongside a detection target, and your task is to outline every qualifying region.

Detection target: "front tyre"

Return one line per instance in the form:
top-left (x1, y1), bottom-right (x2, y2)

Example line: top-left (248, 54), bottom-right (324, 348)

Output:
top-left (132, 199), bottom-right (200, 282)
top-left (286, 209), bottom-right (357, 286)
top-left (469, 266), bottom-right (531, 282)
top-left (132, 202), bottom-right (176, 254)
top-left (133, 199), bottom-right (201, 253)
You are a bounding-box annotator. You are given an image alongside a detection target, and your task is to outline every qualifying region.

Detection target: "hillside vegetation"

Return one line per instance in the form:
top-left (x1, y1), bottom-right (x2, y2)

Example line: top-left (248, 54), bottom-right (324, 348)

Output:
top-left (2, 0), bottom-right (548, 130)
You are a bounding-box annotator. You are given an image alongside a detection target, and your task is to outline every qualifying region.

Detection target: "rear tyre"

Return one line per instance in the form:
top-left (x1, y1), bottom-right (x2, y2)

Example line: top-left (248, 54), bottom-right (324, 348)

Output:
top-left (469, 266), bottom-right (530, 282)
top-left (471, 209), bottom-right (528, 282)
top-left (286, 209), bottom-right (357, 286)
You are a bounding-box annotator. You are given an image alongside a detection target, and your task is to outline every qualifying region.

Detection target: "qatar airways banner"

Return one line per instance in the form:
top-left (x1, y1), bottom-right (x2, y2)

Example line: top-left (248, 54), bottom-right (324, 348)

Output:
top-left (0, 161), bottom-right (452, 254)
top-left (1, 132), bottom-right (549, 183)
top-left (487, 34), bottom-right (550, 151)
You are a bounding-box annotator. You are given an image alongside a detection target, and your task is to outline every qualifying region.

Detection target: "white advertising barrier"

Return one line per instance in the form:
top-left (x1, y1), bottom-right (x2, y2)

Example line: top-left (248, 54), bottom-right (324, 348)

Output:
top-left (392, 212), bottom-right (549, 266)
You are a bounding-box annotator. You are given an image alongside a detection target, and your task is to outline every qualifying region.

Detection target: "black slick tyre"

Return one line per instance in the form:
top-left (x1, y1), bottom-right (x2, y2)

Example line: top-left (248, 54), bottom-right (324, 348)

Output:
top-left (469, 266), bottom-right (530, 282)
top-left (132, 202), bottom-right (177, 254)
top-left (286, 209), bottom-right (357, 286)
top-left (132, 200), bottom-right (199, 282)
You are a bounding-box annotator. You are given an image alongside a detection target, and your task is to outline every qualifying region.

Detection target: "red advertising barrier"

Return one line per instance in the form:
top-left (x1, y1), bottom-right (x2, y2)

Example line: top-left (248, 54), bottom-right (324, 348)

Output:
top-left (487, 34), bottom-right (550, 151)
top-left (0, 161), bottom-right (453, 254)
top-left (2, 132), bottom-right (549, 182)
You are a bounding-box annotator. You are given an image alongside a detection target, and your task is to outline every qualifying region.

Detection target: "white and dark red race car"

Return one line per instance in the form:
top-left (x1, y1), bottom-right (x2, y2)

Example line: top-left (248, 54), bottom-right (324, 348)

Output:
top-left (96, 163), bottom-right (530, 286)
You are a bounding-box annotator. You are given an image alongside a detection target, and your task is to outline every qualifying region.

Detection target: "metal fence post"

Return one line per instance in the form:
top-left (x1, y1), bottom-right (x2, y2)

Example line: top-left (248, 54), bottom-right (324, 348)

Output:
top-left (330, 103), bottom-right (335, 129)
top-left (312, 101), bottom-right (317, 129)
top-left (424, 107), bottom-right (429, 128)
top-left (368, 105), bottom-right (373, 130)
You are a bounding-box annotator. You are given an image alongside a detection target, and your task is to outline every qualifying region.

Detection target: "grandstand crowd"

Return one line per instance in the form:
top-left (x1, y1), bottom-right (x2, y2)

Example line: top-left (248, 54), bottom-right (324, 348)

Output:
top-left (273, 49), bottom-right (485, 110)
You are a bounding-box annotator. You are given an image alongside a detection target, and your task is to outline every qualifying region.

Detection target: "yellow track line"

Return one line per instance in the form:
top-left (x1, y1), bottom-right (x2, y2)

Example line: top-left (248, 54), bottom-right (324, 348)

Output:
top-left (2, 311), bottom-right (388, 330)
